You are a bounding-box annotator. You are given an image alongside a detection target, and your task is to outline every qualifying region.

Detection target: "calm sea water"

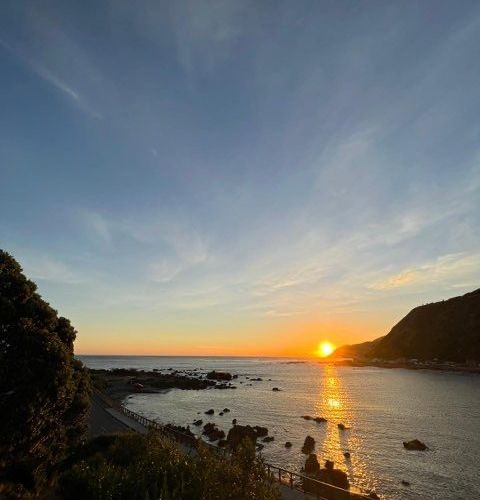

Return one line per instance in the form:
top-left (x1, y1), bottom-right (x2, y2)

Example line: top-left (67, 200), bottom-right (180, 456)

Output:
top-left (80, 356), bottom-right (480, 500)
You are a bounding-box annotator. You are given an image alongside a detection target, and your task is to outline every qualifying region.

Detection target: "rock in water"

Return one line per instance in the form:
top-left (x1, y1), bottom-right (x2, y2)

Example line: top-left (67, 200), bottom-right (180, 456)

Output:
top-left (206, 370), bottom-right (232, 381)
top-left (304, 459), bottom-right (350, 498)
top-left (202, 422), bottom-right (225, 441)
top-left (253, 425), bottom-right (268, 437)
top-left (304, 453), bottom-right (320, 474)
top-left (226, 424), bottom-right (258, 450)
top-left (302, 435), bottom-right (315, 454)
top-left (193, 419), bottom-right (203, 426)
top-left (285, 441), bottom-right (292, 448)
top-left (205, 408), bottom-right (214, 415)
top-left (403, 439), bottom-right (428, 451)
top-left (318, 462), bottom-right (349, 491)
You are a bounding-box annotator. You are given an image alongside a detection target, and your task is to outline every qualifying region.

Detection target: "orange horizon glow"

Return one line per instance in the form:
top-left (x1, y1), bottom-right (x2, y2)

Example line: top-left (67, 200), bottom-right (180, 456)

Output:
top-left (74, 313), bottom-right (391, 358)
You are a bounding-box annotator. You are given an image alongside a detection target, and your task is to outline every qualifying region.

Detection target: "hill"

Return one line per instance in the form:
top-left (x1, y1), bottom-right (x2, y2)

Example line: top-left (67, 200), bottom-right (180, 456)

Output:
top-left (332, 288), bottom-right (480, 362)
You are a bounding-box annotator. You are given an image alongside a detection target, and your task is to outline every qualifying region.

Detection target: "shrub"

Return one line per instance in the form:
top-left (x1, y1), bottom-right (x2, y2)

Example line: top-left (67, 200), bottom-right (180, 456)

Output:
top-left (58, 432), bottom-right (281, 500)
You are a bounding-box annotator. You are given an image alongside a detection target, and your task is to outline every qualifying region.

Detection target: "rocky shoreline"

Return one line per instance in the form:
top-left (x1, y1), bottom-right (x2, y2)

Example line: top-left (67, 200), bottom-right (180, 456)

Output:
top-left (89, 367), bottom-right (224, 401)
top-left (327, 359), bottom-right (480, 374)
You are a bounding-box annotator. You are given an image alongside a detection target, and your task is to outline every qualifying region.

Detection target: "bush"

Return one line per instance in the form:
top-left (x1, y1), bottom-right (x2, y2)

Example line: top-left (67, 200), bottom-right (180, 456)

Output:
top-left (58, 432), bottom-right (281, 500)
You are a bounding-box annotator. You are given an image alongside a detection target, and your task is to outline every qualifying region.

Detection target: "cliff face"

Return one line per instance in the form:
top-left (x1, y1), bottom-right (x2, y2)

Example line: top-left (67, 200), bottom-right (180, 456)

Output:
top-left (335, 289), bottom-right (480, 362)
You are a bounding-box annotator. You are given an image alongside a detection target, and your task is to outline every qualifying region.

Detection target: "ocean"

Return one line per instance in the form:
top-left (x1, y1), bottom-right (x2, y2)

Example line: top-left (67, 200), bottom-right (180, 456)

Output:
top-left (80, 356), bottom-right (480, 500)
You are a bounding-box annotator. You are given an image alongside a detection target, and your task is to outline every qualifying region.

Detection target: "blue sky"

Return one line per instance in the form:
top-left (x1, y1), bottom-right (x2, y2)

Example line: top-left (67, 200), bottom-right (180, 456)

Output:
top-left (1, 1), bottom-right (480, 355)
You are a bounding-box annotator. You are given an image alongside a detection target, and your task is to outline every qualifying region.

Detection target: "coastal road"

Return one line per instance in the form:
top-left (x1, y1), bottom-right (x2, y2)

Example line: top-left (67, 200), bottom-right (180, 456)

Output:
top-left (88, 393), bottom-right (133, 436)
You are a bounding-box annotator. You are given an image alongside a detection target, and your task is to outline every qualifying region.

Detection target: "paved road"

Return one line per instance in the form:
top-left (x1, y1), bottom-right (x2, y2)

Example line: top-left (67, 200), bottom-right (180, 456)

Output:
top-left (88, 393), bottom-right (132, 436)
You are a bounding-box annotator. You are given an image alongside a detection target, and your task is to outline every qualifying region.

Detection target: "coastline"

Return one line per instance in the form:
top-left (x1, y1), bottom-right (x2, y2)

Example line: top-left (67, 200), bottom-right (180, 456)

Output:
top-left (327, 359), bottom-right (480, 374)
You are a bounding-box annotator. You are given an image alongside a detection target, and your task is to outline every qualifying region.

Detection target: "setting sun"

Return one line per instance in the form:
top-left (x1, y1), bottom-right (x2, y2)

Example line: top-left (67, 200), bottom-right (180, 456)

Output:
top-left (316, 341), bottom-right (335, 358)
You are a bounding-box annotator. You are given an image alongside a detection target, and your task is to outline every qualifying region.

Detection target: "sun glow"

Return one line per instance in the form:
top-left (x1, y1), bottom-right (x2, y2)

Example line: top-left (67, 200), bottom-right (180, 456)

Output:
top-left (316, 341), bottom-right (335, 358)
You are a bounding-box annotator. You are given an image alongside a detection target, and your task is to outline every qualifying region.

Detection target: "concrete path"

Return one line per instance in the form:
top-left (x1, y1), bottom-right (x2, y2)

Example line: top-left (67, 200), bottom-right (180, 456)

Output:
top-left (88, 393), bottom-right (146, 436)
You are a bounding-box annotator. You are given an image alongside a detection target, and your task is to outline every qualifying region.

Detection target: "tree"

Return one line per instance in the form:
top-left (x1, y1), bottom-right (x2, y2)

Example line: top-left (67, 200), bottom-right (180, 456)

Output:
top-left (0, 250), bottom-right (91, 498)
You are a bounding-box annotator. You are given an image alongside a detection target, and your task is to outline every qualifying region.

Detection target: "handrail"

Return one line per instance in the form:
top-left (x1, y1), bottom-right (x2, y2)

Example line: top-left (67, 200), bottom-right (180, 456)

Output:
top-left (95, 390), bottom-right (376, 499)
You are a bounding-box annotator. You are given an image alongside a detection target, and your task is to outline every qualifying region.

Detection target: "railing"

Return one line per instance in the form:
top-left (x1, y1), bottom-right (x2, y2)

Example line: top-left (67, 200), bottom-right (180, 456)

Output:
top-left (265, 463), bottom-right (375, 499)
top-left (95, 390), bottom-right (376, 499)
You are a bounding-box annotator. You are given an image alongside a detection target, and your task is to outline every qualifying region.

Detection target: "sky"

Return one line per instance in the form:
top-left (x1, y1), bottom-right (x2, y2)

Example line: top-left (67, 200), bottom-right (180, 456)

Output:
top-left (1, 1), bottom-right (480, 356)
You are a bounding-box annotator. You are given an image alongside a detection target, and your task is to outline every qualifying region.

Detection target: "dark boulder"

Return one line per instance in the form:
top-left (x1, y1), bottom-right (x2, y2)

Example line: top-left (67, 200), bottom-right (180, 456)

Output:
top-left (193, 419), bottom-right (203, 426)
top-left (343, 451), bottom-right (351, 460)
top-left (314, 417), bottom-right (327, 423)
top-left (303, 459), bottom-right (350, 499)
top-left (301, 415), bottom-right (312, 420)
top-left (253, 425), bottom-right (268, 437)
top-left (226, 424), bottom-right (258, 450)
top-left (337, 423), bottom-right (349, 430)
top-left (401, 480), bottom-right (411, 486)
top-left (317, 463), bottom-right (349, 493)
top-left (205, 409), bottom-right (214, 415)
top-left (223, 408), bottom-right (230, 412)
top-left (272, 387), bottom-right (281, 391)
top-left (285, 441), bottom-right (292, 448)
top-left (302, 435), bottom-right (315, 454)
top-left (206, 370), bottom-right (232, 381)
top-left (403, 439), bottom-right (428, 451)
top-left (304, 453), bottom-right (320, 474)
top-left (232, 418), bottom-right (237, 425)
top-left (262, 436), bottom-right (274, 443)
top-left (203, 422), bottom-right (225, 441)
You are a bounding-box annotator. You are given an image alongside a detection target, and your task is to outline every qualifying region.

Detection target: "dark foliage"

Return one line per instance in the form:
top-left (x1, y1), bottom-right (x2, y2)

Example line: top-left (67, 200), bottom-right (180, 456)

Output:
top-left (58, 432), bottom-right (281, 500)
top-left (0, 250), bottom-right (91, 498)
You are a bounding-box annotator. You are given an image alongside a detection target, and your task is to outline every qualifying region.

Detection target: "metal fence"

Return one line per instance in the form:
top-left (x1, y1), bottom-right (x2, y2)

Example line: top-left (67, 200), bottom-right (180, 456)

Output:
top-left (95, 390), bottom-right (377, 499)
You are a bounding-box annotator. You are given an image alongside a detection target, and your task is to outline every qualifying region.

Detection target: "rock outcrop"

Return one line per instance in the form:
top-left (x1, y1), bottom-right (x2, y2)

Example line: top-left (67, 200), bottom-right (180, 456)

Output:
top-left (302, 435), bottom-right (315, 454)
top-left (403, 439), bottom-right (428, 451)
top-left (206, 370), bottom-right (232, 381)
top-left (226, 424), bottom-right (258, 449)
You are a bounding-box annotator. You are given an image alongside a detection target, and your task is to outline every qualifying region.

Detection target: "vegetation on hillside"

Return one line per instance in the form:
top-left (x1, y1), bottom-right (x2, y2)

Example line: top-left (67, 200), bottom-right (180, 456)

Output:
top-left (0, 250), bottom-right (92, 499)
top-left (333, 288), bottom-right (480, 361)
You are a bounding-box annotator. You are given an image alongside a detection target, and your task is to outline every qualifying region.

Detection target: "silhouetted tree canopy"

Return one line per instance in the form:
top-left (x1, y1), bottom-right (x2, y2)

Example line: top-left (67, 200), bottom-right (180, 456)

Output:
top-left (0, 250), bottom-right (91, 498)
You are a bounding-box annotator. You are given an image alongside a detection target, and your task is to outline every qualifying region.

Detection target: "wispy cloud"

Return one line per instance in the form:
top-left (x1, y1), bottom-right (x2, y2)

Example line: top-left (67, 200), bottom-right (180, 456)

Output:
top-left (79, 211), bottom-right (112, 244)
top-left (0, 37), bottom-right (101, 119)
top-left (371, 252), bottom-right (480, 291)
top-left (14, 251), bottom-right (84, 285)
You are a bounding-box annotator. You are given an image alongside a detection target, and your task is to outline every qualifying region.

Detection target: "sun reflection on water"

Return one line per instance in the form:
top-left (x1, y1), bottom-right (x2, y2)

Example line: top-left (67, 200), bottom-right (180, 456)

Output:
top-left (312, 364), bottom-right (374, 492)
